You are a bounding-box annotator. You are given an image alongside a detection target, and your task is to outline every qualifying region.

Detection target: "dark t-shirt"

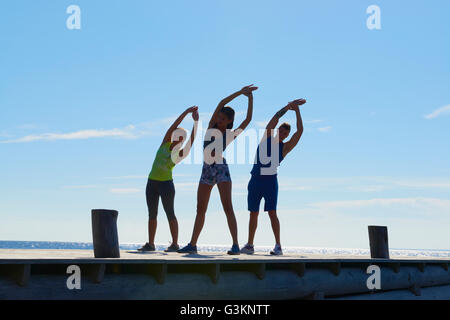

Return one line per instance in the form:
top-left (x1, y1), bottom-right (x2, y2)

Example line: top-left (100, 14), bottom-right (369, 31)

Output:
top-left (251, 137), bottom-right (284, 177)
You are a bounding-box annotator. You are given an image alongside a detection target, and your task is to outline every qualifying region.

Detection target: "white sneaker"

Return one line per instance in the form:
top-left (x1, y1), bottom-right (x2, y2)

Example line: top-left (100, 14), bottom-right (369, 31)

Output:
top-left (240, 244), bottom-right (255, 255)
top-left (270, 244), bottom-right (283, 256)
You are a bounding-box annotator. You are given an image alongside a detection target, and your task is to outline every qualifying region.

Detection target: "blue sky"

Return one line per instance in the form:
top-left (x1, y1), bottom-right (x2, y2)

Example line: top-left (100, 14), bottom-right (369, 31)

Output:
top-left (1, 1), bottom-right (449, 250)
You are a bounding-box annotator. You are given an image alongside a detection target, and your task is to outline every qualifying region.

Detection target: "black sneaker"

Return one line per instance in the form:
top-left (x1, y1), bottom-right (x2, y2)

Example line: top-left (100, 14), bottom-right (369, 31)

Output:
top-left (137, 242), bottom-right (155, 252)
top-left (164, 243), bottom-right (180, 252)
top-left (177, 243), bottom-right (197, 254)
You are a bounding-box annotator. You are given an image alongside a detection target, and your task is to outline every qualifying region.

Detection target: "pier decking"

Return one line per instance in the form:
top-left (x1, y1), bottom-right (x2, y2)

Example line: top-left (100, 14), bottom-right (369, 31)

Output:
top-left (0, 249), bottom-right (449, 300)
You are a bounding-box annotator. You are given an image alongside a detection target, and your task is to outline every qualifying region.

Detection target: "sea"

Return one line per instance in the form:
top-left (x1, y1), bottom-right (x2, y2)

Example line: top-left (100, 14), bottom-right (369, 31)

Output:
top-left (0, 241), bottom-right (449, 258)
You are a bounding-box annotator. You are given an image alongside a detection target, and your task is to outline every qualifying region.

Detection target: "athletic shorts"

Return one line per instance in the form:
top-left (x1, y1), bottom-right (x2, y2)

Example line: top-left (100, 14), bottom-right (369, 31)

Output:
top-left (199, 161), bottom-right (231, 186)
top-left (146, 179), bottom-right (176, 220)
top-left (247, 175), bottom-right (278, 212)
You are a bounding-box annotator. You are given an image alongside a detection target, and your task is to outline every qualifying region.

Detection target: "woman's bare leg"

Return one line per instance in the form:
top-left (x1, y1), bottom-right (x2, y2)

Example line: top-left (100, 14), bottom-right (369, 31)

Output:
top-left (168, 219), bottom-right (178, 245)
top-left (190, 183), bottom-right (213, 246)
top-left (217, 181), bottom-right (239, 245)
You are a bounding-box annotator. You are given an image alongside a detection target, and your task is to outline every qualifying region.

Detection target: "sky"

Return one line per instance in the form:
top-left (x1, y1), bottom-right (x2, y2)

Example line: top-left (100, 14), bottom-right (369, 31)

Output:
top-left (0, 0), bottom-right (449, 250)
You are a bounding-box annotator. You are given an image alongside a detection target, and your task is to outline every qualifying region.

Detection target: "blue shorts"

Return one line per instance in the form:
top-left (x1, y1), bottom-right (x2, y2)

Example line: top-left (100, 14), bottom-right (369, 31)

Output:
top-left (247, 175), bottom-right (278, 212)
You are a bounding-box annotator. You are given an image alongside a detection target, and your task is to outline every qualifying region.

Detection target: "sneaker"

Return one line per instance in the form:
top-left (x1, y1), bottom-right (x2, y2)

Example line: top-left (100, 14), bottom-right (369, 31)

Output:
top-left (164, 243), bottom-right (180, 252)
top-left (240, 244), bottom-right (255, 255)
top-left (137, 242), bottom-right (155, 252)
top-left (270, 244), bottom-right (283, 256)
top-left (177, 243), bottom-right (197, 254)
top-left (227, 244), bottom-right (241, 255)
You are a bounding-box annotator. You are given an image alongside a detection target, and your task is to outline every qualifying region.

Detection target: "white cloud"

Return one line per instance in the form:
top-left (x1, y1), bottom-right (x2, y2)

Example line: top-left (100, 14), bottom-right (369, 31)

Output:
top-left (17, 124), bottom-right (40, 130)
top-left (394, 181), bottom-right (450, 189)
top-left (309, 197), bottom-right (450, 210)
top-left (1, 127), bottom-right (137, 143)
top-left (318, 126), bottom-right (332, 133)
top-left (103, 175), bottom-right (147, 180)
top-left (0, 114), bottom-right (194, 144)
top-left (424, 105), bottom-right (450, 119)
top-left (110, 188), bottom-right (141, 194)
top-left (62, 185), bottom-right (99, 189)
top-left (346, 185), bottom-right (392, 192)
top-left (279, 182), bottom-right (313, 191)
top-left (305, 119), bottom-right (324, 124)
top-left (277, 176), bottom-right (450, 193)
top-left (255, 121), bottom-right (268, 129)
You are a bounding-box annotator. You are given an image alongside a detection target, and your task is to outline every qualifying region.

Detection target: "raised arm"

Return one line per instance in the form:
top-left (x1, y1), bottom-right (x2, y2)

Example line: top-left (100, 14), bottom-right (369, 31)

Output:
top-left (232, 86), bottom-right (258, 138)
top-left (177, 110), bottom-right (199, 162)
top-left (264, 104), bottom-right (291, 139)
top-left (282, 99), bottom-right (306, 158)
top-left (208, 85), bottom-right (257, 129)
top-left (162, 106), bottom-right (198, 145)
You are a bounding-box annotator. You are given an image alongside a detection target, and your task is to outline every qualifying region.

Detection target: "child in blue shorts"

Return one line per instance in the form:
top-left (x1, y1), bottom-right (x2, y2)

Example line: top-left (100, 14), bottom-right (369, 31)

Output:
top-left (241, 99), bottom-right (306, 256)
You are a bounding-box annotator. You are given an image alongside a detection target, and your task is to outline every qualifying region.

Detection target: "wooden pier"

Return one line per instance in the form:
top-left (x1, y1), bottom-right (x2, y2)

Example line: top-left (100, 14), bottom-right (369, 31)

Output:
top-left (0, 249), bottom-right (449, 300)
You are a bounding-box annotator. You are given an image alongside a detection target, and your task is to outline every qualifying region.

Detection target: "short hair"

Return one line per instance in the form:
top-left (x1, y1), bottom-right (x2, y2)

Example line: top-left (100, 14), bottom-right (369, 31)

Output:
top-left (279, 122), bottom-right (291, 131)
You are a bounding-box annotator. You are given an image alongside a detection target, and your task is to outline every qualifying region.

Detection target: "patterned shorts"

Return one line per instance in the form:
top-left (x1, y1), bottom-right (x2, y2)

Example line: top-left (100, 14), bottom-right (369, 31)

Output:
top-left (200, 161), bottom-right (232, 186)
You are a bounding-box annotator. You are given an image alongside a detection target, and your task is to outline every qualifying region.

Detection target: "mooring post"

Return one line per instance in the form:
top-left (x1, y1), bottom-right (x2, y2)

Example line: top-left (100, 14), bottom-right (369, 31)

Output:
top-left (368, 225), bottom-right (390, 259)
top-left (91, 209), bottom-right (120, 258)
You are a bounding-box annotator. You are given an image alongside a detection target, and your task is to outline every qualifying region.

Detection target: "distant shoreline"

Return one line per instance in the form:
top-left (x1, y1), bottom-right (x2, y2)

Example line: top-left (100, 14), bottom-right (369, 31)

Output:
top-left (1, 240), bottom-right (449, 258)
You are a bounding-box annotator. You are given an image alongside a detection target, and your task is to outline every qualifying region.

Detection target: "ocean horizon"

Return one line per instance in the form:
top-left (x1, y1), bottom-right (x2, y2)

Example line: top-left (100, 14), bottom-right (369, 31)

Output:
top-left (1, 240), bottom-right (449, 258)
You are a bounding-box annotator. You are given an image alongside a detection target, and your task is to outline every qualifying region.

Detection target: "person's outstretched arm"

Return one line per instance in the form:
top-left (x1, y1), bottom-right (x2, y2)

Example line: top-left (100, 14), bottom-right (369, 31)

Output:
top-left (282, 100), bottom-right (306, 158)
top-left (264, 104), bottom-right (291, 139)
top-left (231, 86), bottom-right (257, 139)
top-left (162, 106), bottom-right (198, 145)
top-left (208, 84), bottom-right (257, 129)
top-left (177, 110), bottom-right (199, 162)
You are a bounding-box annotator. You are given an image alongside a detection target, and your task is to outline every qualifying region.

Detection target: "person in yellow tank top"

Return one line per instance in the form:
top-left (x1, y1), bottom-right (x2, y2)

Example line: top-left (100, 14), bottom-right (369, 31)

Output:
top-left (138, 106), bottom-right (199, 252)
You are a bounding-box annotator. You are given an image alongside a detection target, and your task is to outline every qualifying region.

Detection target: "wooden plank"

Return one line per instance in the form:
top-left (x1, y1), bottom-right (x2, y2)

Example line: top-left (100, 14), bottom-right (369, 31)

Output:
top-left (0, 249), bottom-right (448, 266)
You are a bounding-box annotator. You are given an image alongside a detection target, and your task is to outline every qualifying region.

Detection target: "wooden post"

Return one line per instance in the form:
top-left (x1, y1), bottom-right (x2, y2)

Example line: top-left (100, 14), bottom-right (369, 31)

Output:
top-left (91, 209), bottom-right (120, 258)
top-left (253, 263), bottom-right (266, 280)
top-left (368, 226), bottom-right (389, 259)
top-left (329, 262), bottom-right (341, 276)
top-left (87, 264), bottom-right (105, 283)
top-left (291, 263), bottom-right (305, 277)
top-left (390, 262), bottom-right (401, 273)
top-left (148, 264), bottom-right (167, 284)
top-left (208, 264), bottom-right (220, 284)
top-left (15, 264), bottom-right (31, 287)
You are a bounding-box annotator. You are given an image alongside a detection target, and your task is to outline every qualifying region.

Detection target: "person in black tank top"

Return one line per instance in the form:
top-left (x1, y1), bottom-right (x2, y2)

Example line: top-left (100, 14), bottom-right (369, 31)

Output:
top-left (178, 85), bottom-right (258, 255)
top-left (241, 98), bottom-right (307, 256)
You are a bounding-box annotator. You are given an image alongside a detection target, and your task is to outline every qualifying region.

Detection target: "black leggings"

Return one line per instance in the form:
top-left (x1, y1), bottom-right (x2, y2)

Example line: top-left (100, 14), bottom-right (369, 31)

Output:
top-left (146, 179), bottom-right (176, 221)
